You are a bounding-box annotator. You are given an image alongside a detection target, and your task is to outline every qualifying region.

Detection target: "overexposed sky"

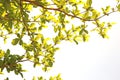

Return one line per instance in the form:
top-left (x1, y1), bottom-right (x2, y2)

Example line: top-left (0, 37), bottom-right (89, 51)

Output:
top-left (1, 0), bottom-right (120, 80)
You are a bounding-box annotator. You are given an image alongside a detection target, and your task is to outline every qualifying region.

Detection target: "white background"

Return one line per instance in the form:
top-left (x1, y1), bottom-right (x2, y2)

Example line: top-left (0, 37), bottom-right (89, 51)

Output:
top-left (0, 0), bottom-right (120, 80)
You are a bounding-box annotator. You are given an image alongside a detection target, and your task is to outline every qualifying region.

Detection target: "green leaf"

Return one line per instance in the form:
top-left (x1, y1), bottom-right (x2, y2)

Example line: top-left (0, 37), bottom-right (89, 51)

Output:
top-left (38, 76), bottom-right (44, 80)
top-left (16, 33), bottom-right (21, 38)
top-left (20, 72), bottom-right (24, 78)
top-left (19, 40), bottom-right (23, 45)
top-left (42, 67), bottom-right (47, 72)
top-left (0, 50), bottom-right (5, 58)
top-left (84, 29), bottom-right (88, 34)
top-left (6, 49), bottom-right (10, 54)
top-left (87, 0), bottom-right (92, 7)
top-left (6, 68), bottom-right (10, 73)
top-left (117, 4), bottom-right (120, 11)
top-left (5, 77), bottom-right (9, 80)
top-left (32, 76), bottom-right (36, 80)
top-left (29, 23), bottom-right (35, 29)
top-left (79, 29), bottom-right (84, 35)
top-left (73, 38), bottom-right (78, 45)
top-left (105, 6), bottom-right (110, 12)
top-left (83, 12), bottom-right (89, 19)
top-left (49, 61), bottom-right (53, 67)
top-left (84, 0), bottom-right (92, 9)
top-left (12, 38), bottom-right (19, 45)
top-left (0, 60), bottom-right (3, 68)
top-left (83, 34), bottom-right (89, 42)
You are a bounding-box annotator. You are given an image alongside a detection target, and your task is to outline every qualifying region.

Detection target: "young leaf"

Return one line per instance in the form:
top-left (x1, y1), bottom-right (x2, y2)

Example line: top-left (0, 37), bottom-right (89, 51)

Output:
top-left (105, 6), bottom-right (110, 13)
top-left (87, 0), bottom-right (92, 7)
top-left (0, 50), bottom-right (4, 58)
top-left (84, 0), bottom-right (92, 9)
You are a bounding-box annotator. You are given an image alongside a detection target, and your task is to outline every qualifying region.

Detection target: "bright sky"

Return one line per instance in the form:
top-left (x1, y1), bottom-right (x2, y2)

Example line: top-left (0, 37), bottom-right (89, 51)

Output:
top-left (1, 0), bottom-right (120, 80)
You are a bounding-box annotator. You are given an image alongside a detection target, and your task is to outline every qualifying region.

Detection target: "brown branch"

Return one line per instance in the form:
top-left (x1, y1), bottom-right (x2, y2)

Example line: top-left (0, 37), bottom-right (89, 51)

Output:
top-left (0, 18), bottom-right (40, 23)
top-left (20, 0), bottom-right (31, 35)
top-left (21, 0), bottom-right (85, 20)
top-left (17, 59), bottom-right (34, 63)
top-left (21, 0), bottom-right (118, 22)
top-left (0, 59), bottom-right (33, 70)
top-left (19, 0), bottom-right (40, 60)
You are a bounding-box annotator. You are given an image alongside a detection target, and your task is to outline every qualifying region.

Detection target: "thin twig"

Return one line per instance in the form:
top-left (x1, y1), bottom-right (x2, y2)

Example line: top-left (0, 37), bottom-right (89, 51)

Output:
top-left (21, 0), bottom-right (118, 22)
top-left (20, 0), bottom-right (31, 35)
top-left (95, 10), bottom-right (118, 20)
top-left (0, 18), bottom-right (40, 22)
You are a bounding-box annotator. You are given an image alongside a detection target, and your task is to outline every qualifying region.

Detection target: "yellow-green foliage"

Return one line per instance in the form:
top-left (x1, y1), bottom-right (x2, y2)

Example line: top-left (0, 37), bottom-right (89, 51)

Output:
top-left (0, 0), bottom-right (119, 80)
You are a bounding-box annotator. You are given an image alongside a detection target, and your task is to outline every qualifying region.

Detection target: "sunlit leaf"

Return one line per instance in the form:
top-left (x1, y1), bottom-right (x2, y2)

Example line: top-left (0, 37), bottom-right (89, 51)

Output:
top-left (0, 50), bottom-right (4, 58)
top-left (86, 0), bottom-right (92, 7)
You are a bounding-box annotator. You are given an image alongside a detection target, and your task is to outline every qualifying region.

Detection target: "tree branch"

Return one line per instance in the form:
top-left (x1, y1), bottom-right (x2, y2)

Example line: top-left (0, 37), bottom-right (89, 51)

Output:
top-left (96, 10), bottom-right (118, 20)
top-left (21, 0), bottom-right (118, 22)
top-left (20, 0), bottom-right (31, 35)
top-left (21, 0), bottom-right (85, 20)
